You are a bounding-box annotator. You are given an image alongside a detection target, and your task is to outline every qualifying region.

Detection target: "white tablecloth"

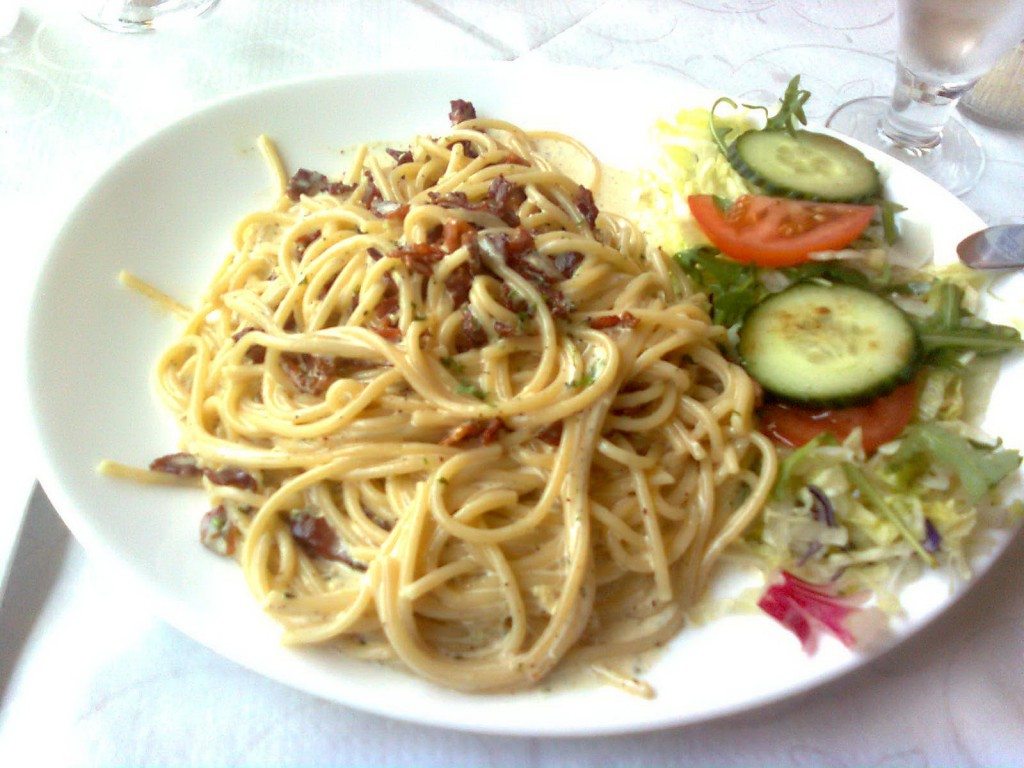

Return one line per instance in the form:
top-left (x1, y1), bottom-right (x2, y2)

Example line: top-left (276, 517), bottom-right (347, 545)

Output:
top-left (2, 1), bottom-right (1023, 764)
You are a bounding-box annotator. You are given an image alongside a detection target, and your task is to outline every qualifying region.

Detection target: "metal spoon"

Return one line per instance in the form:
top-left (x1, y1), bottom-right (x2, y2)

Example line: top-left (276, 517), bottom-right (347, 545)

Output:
top-left (957, 224), bottom-right (1024, 269)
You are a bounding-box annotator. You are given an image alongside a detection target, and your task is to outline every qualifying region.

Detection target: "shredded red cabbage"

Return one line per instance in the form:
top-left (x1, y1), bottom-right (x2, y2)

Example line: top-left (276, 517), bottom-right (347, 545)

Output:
top-left (806, 484), bottom-right (837, 527)
top-left (923, 517), bottom-right (942, 553)
top-left (758, 571), bottom-right (867, 653)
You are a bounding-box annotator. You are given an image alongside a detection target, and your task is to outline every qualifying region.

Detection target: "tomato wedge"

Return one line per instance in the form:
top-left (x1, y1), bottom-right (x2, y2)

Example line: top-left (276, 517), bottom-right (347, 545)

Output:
top-left (687, 195), bottom-right (876, 268)
top-left (759, 380), bottom-right (919, 454)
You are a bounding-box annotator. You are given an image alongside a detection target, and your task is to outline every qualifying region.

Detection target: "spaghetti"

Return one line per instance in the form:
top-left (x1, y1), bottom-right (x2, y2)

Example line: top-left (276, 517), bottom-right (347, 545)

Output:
top-left (118, 102), bottom-right (776, 692)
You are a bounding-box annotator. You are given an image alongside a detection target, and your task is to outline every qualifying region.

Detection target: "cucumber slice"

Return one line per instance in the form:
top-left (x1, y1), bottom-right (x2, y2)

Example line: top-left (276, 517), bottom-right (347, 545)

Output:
top-left (738, 282), bottom-right (919, 406)
top-left (728, 130), bottom-right (881, 203)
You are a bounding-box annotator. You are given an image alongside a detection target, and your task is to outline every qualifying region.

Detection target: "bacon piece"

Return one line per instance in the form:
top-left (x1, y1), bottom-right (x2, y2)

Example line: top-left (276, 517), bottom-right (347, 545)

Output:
top-left (394, 242), bottom-right (445, 275)
top-left (497, 283), bottom-right (529, 315)
top-left (536, 422), bottom-right (563, 446)
top-left (574, 185), bottom-right (599, 228)
top-left (440, 420), bottom-right (487, 447)
top-left (482, 233), bottom-right (571, 319)
top-left (454, 307), bottom-right (488, 352)
top-left (369, 320), bottom-right (402, 342)
top-left (231, 327), bottom-right (266, 363)
top-left (588, 313), bottom-right (638, 331)
top-left (553, 251), bottom-right (584, 279)
top-left (375, 273), bottom-right (399, 319)
top-left (246, 346), bottom-right (266, 364)
top-left (542, 291), bottom-right (572, 319)
top-left (588, 315), bottom-right (621, 330)
top-left (200, 505), bottom-right (238, 556)
top-left (328, 181), bottom-right (355, 196)
top-left (448, 99), bottom-right (477, 125)
top-left (487, 175), bottom-right (526, 226)
top-left (442, 218), bottom-right (475, 253)
top-left (361, 170), bottom-right (381, 208)
top-left (204, 466), bottom-right (257, 492)
top-left (445, 264), bottom-right (476, 308)
top-left (493, 320), bottom-right (515, 337)
top-left (288, 511), bottom-right (367, 571)
top-left (286, 169), bottom-right (329, 200)
top-left (386, 148), bottom-right (414, 165)
top-left (280, 353), bottom-right (342, 396)
top-left (367, 247), bottom-right (384, 262)
top-left (429, 190), bottom-right (484, 212)
top-left (444, 234), bottom-right (482, 308)
top-left (451, 139), bottom-right (479, 159)
top-left (480, 417), bottom-right (507, 445)
top-left (294, 230), bottom-right (321, 258)
top-left (150, 452), bottom-right (203, 477)
top-left (505, 226), bottom-right (534, 257)
top-left (439, 418), bottom-right (507, 447)
top-left (370, 199), bottom-right (410, 221)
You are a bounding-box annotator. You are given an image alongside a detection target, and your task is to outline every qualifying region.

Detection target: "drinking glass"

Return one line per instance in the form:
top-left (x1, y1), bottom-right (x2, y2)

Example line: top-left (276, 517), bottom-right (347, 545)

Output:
top-left (82, 0), bottom-right (220, 33)
top-left (826, 0), bottom-right (1024, 196)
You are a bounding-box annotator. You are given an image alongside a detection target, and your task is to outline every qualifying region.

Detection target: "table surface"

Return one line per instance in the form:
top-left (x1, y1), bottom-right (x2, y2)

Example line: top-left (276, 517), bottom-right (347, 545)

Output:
top-left (3, 1), bottom-right (1023, 765)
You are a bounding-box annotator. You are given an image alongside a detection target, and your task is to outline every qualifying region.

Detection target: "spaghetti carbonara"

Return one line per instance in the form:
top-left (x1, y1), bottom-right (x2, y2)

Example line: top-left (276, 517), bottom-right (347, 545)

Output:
top-left (108, 101), bottom-right (776, 693)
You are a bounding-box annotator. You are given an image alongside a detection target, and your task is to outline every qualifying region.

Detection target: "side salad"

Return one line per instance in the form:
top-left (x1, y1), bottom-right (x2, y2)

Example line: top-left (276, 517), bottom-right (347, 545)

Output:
top-left (639, 77), bottom-right (1024, 651)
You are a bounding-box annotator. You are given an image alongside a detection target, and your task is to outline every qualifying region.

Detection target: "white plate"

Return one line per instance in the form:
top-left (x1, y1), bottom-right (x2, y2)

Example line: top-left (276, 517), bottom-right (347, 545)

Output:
top-left (25, 63), bottom-right (1024, 736)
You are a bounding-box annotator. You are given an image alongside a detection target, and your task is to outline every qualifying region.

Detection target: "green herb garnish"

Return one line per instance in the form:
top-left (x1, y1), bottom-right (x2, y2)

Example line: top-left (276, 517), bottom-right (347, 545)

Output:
top-left (456, 379), bottom-right (487, 401)
top-left (441, 356), bottom-right (465, 375)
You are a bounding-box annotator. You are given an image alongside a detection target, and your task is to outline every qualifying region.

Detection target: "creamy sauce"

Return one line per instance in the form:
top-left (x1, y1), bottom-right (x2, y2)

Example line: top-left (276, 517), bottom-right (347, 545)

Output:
top-left (534, 137), bottom-right (642, 219)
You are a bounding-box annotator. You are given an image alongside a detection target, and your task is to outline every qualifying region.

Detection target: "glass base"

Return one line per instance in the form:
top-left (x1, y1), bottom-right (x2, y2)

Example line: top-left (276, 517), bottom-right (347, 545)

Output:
top-left (825, 96), bottom-right (984, 197)
top-left (82, 0), bottom-right (220, 33)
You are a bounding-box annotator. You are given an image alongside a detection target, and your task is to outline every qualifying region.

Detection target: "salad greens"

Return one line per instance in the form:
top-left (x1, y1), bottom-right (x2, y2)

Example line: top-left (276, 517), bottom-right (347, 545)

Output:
top-left (913, 281), bottom-right (1024, 364)
top-left (642, 75), bottom-right (1023, 646)
top-left (673, 245), bottom-right (1023, 362)
top-left (891, 423), bottom-right (1022, 502)
top-left (710, 74), bottom-right (881, 203)
top-left (709, 74), bottom-right (810, 156)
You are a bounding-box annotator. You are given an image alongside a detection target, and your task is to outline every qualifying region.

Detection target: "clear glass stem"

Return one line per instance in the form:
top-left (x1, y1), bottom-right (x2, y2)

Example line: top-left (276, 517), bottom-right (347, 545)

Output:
top-left (881, 61), bottom-right (972, 150)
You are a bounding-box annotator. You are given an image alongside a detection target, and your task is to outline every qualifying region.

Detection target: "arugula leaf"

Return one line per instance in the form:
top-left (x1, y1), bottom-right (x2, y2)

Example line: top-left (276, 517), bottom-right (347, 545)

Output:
top-left (780, 261), bottom-right (874, 290)
top-left (762, 75), bottom-right (811, 134)
top-left (674, 247), bottom-right (764, 327)
top-left (708, 74), bottom-right (809, 155)
top-left (911, 281), bottom-right (1023, 364)
top-left (842, 462), bottom-right (936, 565)
top-left (879, 201), bottom-right (907, 246)
top-left (674, 247), bottom-right (892, 328)
top-left (889, 423), bottom-right (1021, 502)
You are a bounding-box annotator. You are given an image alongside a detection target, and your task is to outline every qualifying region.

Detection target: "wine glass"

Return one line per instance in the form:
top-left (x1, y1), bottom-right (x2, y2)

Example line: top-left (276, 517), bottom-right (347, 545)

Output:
top-left (826, 0), bottom-right (1024, 197)
top-left (81, 0), bottom-right (220, 33)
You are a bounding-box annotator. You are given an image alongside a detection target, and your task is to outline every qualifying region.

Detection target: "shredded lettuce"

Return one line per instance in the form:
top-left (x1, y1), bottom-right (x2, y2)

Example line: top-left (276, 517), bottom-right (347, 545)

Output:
top-left (742, 422), bottom-right (1018, 611)
top-left (890, 423), bottom-right (1022, 502)
top-left (916, 368), bottom-right (964, 422)
top-left (637, 107), bottom-right (754, 254)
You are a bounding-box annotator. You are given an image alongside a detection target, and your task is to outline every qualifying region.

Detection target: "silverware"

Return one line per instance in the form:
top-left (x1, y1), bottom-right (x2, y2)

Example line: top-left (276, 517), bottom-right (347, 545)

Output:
top-left (957, 224), bottom-right (1024, 269)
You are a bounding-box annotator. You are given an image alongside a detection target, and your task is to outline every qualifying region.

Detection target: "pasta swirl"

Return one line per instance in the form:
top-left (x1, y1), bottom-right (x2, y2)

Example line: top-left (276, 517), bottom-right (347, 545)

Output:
top-left (139, 109), bottom-right (776, 692)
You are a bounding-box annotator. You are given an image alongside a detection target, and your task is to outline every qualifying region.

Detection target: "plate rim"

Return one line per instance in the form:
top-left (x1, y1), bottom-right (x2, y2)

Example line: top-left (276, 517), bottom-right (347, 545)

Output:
top-left (25, 61), bottom-right (1016, 737)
